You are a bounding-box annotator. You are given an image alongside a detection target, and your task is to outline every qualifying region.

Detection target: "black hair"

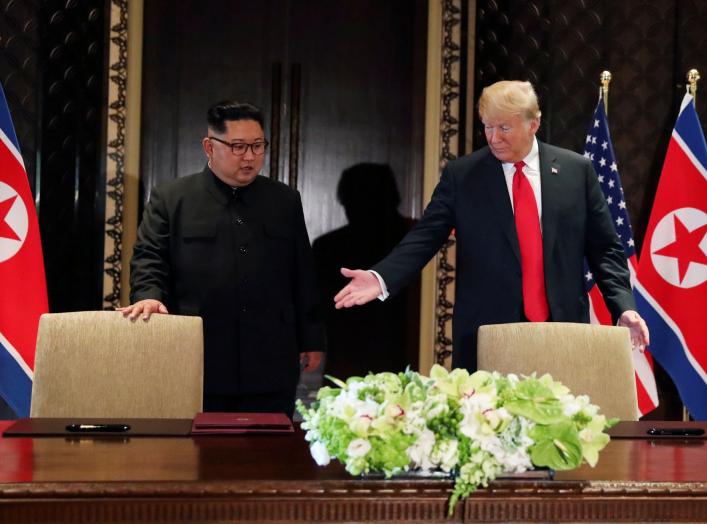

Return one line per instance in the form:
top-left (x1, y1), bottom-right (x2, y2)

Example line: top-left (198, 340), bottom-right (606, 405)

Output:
top-left (206, 100), bottom-right (264, 133)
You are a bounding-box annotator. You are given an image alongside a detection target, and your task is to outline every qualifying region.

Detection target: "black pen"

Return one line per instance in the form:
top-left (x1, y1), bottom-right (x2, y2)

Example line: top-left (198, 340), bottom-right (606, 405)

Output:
top-left (646, 427), bottom-right (704, 436)
top-left (65, 423), bottom-right (131, 432)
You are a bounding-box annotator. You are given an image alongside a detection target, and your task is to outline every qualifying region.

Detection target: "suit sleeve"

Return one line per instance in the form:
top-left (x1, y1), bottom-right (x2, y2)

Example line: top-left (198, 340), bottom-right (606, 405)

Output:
top-left (292, 191), bottom-right (325, 352)
top-left (372, 164), bottom-right (457, 296)
top-left (130, 187), bottom-right (172, 304)
top-left (583, 161), bottom-right (636, 321)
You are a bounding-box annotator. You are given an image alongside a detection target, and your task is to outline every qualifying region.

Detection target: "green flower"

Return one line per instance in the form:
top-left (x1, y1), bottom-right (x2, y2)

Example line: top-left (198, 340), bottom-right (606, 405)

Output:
top-left (528, 420), bottom-right (583, 470)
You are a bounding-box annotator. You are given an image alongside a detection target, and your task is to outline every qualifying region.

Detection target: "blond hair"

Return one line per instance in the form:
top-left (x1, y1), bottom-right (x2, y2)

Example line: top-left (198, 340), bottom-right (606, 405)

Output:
top-left (478, 81), bottom-right (541, 121)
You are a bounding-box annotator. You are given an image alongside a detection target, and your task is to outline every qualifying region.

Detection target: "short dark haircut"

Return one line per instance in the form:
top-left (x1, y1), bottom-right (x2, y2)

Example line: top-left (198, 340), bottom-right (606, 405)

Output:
top-left (206, 101), bottom-right (264, 133)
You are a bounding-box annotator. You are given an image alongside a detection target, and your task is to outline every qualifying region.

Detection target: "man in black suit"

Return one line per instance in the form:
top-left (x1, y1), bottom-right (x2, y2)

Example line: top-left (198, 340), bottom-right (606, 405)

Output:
top-left (334, 80), bottom-right (649, 372)
top-left (119, 101), bottom-right (323, 416)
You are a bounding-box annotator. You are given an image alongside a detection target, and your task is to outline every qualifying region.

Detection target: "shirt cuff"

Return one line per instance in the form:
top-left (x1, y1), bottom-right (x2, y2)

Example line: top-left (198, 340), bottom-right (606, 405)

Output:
top-left (369, 270), bottom-right (389, 301)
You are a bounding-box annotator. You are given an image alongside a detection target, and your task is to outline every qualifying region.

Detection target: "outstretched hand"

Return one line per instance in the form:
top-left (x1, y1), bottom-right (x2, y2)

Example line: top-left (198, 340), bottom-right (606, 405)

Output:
top-left (116, 299), bottom-right (169, 321)
top-left (334, 268), bottom-right (382, 309)
top-left (618, 309), bottom-right (650, 351)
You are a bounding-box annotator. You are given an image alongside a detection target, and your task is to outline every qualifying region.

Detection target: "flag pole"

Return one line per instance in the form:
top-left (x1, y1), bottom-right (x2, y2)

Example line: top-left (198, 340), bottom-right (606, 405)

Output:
top-left (682, 69), bottom-right (700, 423)
top-left (600, 70), bottom-right (612, 115)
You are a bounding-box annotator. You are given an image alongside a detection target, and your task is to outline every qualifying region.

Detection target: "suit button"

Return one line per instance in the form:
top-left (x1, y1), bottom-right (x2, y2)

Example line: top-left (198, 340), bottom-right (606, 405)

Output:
top-left (241, 306), bottom-right (247, 313)
top-left (239, 245), bottom-right (247, 254)
top-left (235, 217), bottom-right (244, 225)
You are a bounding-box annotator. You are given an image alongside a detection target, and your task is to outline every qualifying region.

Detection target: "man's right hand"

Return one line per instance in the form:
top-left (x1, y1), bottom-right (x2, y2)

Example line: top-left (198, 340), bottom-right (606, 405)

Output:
top-left (334, 268), bottom-right (382, 309)
top-left (116, 299), bottom-right (168, 321)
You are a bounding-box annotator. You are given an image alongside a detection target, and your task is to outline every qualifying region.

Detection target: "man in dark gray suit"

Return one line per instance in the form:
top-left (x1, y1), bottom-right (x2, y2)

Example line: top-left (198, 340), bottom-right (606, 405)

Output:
top-left (334, 80), bottom-right (649, 372)
top-left (119, 101), bottom-right (323, 416)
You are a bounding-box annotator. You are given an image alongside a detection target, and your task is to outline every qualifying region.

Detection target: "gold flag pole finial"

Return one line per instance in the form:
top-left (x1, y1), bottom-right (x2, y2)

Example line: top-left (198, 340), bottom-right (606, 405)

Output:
top-left (687, 69), bottom-right (700, 103)
top-left (600, 71), bottom-right (612, 115)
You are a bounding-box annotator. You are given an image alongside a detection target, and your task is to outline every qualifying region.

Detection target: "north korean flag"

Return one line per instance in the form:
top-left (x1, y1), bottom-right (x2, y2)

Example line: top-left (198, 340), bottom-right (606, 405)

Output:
top-left (635, 91), bottom-right (707, 420)
top-left (0, 83), bottom-right (48, 417)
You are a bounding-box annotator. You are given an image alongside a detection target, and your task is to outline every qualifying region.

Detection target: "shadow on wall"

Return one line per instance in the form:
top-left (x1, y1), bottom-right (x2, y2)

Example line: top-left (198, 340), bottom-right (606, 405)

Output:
top-left (312, 163), bottom-right (420, 380)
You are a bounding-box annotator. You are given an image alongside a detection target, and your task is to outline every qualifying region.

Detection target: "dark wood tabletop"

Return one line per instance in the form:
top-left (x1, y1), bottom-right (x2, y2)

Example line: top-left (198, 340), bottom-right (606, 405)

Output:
top-left (1, 420), bottom-right (705, 523)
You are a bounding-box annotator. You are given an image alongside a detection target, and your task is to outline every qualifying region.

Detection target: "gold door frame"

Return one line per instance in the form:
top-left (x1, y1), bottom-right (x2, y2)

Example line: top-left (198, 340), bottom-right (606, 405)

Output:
top-left (419, 0), bottom-right (474, 372)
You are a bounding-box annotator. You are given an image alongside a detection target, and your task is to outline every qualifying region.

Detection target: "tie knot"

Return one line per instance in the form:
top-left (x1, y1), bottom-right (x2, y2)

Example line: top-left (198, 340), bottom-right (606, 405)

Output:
top-left (514, 161), bottom-right (525, 171)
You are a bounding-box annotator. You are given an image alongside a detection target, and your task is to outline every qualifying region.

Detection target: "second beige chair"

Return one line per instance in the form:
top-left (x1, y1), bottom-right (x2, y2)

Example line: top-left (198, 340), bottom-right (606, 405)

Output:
top-left (477, 322), bottom-right (639, 420)
top-left (31, 311), bottom-right (203, 418)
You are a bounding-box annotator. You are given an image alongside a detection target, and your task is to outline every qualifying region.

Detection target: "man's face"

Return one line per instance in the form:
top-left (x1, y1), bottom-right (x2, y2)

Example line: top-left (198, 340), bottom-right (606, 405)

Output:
top-left (482, 112), bottom-right (539, 164)
top-left (202, 119), bottom-right (265, 187)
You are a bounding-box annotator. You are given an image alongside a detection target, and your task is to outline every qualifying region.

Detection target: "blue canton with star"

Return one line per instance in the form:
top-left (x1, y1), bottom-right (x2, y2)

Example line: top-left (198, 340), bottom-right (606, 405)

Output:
top-left (582, 97), bottom-right (635, 291)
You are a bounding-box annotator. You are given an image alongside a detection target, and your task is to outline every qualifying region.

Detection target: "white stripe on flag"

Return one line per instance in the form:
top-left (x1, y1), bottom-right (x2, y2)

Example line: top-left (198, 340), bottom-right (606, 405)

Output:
top-left (634, 280), bottom-right (707, 383)
top-left (0, 127), bottom-right (26, 170)
top-left (628, 257), bottom-right (638, 288)
top-left (632, 349), bottom-right (659, 406)
top-left (0, 330), bottom-right (33, 379)
top-left (588, 293), bottom-right (601, 325)
top-left (672, 129), bottom-right (707, 180)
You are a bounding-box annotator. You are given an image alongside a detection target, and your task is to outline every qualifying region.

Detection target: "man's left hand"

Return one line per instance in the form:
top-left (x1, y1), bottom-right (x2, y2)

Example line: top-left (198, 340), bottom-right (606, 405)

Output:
top-left (300, 351), bottom-right (323, 372)
top-left (618, 310), bottom-right (650, 351)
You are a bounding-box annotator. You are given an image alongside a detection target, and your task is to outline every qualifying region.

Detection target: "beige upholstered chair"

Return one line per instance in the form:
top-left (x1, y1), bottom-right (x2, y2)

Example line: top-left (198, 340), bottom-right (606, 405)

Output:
top-left (477, 322), bottom-right (639, 420)
top-left (30, 311), bottom-right (203, 418)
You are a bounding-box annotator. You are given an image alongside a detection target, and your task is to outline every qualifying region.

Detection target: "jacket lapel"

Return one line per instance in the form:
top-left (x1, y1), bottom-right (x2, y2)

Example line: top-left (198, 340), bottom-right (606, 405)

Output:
top-left (482, 152), bottom-right (520, 264)
top-left (538, 142), bottom-right (561, 259)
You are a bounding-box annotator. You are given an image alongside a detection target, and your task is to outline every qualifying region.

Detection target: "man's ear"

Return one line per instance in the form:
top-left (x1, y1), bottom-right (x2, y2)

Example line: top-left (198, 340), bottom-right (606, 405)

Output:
top-left (201, 137), bottom-right (212, 157)
top-left (529, 117), bottom-right (540, 134)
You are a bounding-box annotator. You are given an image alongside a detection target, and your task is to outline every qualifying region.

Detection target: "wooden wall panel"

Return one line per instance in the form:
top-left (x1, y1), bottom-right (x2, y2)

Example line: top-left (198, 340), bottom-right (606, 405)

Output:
top-left (36, 0), bottom-right (108, 312)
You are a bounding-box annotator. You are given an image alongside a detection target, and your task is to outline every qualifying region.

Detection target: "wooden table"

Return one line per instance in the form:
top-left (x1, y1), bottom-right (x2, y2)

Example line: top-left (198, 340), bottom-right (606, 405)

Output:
top-left (0, 421), bottom-right (705, 523)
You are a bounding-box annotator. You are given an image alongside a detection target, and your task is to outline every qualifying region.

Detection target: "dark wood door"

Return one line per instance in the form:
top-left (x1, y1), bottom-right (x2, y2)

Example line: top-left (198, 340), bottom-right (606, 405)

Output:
top-left (140, 0), bottom-right (427, 240)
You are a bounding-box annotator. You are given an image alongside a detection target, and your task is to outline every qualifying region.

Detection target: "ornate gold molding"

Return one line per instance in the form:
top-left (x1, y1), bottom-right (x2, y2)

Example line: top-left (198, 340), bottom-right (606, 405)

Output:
top-left (102, 0), bottom-right (128, 309)
top-left (102, 0), bottom-right (143, 308)
top-left (420, 0), bottom-right (464, 371)
top-left (434, 0), bottom-right (462, 367)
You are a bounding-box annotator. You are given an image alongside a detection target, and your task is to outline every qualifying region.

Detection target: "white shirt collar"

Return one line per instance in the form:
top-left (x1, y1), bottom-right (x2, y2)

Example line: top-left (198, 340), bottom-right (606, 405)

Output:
top-left (501, 137), bottom-right (539, 175)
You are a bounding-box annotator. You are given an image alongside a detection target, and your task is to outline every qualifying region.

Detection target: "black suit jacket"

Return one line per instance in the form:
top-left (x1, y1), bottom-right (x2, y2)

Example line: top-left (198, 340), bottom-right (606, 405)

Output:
top-left (130, 168), bottom-right (324, 395)
top-left (373, 142), bottom-right (635, 371)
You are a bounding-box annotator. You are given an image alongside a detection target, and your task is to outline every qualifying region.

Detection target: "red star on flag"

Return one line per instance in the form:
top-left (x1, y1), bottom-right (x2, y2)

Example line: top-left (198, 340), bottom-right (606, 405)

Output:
top-left (0, 195), bottom-right (20, 241)
top-left (653, 214), bottom-right (707, 284)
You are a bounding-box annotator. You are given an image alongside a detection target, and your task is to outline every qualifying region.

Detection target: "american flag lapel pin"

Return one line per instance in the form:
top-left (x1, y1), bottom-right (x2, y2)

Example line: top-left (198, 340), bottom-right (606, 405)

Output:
top-left (551, 166), bottom-right (559, 174)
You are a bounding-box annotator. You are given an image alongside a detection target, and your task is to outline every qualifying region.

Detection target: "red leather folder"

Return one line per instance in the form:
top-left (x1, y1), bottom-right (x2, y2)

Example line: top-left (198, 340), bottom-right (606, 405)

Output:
top-left (190, 412), bottom-right (293, 435)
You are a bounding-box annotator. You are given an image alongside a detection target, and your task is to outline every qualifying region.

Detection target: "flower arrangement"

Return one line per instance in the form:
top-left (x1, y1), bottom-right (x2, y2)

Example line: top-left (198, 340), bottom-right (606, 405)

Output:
top-left (297, 365), bottom-right (616, 514)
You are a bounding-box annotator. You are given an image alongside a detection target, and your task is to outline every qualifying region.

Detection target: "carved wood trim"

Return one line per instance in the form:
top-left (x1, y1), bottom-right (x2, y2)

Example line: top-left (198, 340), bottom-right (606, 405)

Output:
top-left (102, 0), bottom-right (128, 309)
top-left (433, 0), bottom-right (463, 367)
top-left (1, 480), bottom-right (705, 522)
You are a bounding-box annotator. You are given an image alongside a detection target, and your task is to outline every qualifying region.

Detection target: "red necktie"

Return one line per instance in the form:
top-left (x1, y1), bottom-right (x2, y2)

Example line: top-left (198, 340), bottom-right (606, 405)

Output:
top-left (512, 161), bottom-right (549, 321)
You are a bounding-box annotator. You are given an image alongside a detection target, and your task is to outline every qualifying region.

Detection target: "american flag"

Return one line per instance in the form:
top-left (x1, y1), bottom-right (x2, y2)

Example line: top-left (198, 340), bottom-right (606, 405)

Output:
top-left (582, 95), bottom-right (659, 416)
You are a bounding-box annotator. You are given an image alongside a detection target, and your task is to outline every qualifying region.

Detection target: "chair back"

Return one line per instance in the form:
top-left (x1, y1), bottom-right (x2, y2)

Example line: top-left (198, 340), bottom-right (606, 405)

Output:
top-left (477, 322), bottom-right (638, 420)
top-left (31, 311), bottom-right (203, 418)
